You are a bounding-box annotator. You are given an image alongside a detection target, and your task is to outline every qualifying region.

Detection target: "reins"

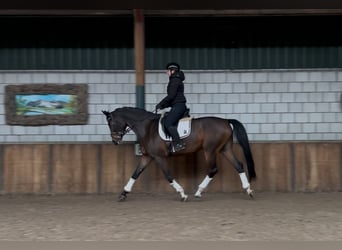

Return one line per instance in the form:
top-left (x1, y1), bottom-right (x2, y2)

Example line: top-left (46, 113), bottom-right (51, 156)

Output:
top-left (123, 126), bottom-right (132, 135)
top-left (116, 107), bottom-right (159, 137)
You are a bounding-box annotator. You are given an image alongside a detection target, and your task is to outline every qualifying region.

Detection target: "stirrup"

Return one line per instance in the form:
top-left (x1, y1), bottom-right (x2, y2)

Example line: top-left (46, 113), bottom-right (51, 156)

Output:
top-left (173, 142), bottom-right (186, 152)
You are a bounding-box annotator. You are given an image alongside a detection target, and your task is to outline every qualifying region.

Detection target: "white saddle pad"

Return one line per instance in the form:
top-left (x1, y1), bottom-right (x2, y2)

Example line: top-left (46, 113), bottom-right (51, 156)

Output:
top-left (158, 115), bottom-right (192, 141)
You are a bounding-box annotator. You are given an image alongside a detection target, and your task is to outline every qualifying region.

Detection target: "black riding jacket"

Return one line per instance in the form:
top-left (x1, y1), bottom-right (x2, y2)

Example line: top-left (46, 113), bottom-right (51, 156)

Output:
top-left (157, 70), bottom-right (186, 109)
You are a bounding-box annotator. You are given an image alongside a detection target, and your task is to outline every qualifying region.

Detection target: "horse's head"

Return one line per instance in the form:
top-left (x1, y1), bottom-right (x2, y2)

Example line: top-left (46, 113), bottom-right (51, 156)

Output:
top-left (102, 110), bottom-right (129, 145)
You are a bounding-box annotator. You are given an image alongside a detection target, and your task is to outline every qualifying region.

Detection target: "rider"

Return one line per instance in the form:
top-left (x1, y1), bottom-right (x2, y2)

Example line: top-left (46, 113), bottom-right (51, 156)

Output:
top-left (156, 62), bottom-right (187, 152)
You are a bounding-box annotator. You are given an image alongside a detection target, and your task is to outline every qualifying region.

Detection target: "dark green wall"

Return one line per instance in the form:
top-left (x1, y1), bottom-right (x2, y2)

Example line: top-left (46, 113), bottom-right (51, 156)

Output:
top-left (0, 15), bottom-right (341, 70)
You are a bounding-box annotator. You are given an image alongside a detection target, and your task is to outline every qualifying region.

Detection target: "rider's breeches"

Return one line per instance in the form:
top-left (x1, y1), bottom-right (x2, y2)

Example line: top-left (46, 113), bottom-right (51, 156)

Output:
top-left (164, 103), bottom-right (186, 142)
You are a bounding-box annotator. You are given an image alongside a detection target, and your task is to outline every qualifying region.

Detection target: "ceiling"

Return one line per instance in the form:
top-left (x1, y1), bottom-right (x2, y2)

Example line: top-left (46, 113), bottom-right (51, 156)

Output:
top-left (1, 0), bottom-right (342, 16)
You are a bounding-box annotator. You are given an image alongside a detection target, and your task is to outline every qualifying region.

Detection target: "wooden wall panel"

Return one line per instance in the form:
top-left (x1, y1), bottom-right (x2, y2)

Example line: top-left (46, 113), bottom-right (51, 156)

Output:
top-left (0, 142), bottom-right (341, 194)
top-left (0, 145), bottom-right (3, 192)
top-left (52, 144), bottom-right (98, 193)
top-left (294, 143), bottom-right (341, 191)
top-left (3, 144), bottom-right (49, 193)
top-left (252, 143), bottom-right (292, 191)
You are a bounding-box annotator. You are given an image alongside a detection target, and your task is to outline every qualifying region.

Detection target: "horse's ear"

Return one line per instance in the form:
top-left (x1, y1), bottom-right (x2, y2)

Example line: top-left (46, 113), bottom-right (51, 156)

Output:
top-left (102, 110), bottom-right (110, 116)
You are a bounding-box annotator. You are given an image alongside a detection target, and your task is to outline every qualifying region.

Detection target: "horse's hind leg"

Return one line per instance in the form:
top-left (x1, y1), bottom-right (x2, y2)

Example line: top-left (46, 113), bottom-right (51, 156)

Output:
top-left (194, 164), bottom-right (217, 198)
top-left (119, 155), bottom-right (152, 201)
top-left (221, 145), bottom-right (254, 197)
top-left (194, 152), bottom-right (218, 198)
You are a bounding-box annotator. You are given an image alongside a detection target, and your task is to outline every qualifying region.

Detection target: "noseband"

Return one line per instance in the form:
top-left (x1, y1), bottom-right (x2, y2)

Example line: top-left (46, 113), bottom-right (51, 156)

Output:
top-left (111, 126), bottom-right (132, 138)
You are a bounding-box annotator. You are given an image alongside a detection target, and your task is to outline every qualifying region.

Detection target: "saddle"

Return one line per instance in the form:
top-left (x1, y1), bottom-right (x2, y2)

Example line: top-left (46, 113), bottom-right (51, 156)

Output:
top-left (158, 108), bottom-right (192, 141)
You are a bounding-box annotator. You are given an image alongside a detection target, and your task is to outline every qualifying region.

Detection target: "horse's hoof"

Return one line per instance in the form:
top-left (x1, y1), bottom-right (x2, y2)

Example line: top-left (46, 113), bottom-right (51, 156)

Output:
top-left (194, 195), bottom-right (202, 202)
top-left (118, 191), bottom-right (128, 202)
top-left (247, 189), bottom-right (254, 198)
top-left (194, 193), bottom-right (202, 199)
top-left (194, 191), bottom-right (202, 198)
top-left (181, 195), bottom-right (188, 202)
top-left (118, 196), bottom-right (126, 202)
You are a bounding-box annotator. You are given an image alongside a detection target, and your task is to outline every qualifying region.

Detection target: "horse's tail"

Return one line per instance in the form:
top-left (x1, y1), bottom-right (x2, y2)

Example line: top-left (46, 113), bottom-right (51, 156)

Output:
top-left (227, 119), bottom-right (256, 181)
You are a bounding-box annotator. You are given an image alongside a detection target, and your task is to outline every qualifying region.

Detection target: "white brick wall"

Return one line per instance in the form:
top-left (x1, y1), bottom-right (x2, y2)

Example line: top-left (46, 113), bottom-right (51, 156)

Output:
top-left (0, 69), bottom-right (341, 143)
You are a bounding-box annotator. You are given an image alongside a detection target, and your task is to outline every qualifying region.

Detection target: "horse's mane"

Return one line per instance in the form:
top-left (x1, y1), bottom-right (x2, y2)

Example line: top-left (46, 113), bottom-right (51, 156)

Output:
top-left (114, 106), bottom-right (160, 122)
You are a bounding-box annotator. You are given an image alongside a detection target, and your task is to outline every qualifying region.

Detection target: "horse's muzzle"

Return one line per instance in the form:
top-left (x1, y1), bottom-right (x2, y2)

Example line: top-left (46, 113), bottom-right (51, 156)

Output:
top-left (111, 133), bottom-right (122, 145)
top-left (112, 140), bottom-right (120, 145)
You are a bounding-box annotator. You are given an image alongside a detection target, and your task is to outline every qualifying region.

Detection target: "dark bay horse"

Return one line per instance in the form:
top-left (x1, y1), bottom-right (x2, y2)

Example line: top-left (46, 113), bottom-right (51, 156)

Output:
top-left (102, 107), bottom-right (256, 201)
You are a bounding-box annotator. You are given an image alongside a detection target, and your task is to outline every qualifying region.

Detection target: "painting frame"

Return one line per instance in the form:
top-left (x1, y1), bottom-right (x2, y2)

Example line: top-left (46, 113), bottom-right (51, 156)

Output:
top-left (5, 84), bottom-right (88, 126)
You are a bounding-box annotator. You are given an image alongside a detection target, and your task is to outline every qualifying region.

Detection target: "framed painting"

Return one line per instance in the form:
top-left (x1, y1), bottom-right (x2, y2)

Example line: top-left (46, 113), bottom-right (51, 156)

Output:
top-left (5, 84), bottom-right (88, 126)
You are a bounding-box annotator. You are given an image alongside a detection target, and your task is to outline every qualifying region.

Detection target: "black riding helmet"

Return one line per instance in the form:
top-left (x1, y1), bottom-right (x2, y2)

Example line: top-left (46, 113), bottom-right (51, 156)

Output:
top-left (166, 62), bottom-right (180, 71)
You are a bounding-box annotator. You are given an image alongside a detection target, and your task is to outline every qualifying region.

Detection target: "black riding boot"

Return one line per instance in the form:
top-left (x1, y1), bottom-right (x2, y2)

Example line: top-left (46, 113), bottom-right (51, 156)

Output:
top-left (167, 126), bottom-right (186, 152)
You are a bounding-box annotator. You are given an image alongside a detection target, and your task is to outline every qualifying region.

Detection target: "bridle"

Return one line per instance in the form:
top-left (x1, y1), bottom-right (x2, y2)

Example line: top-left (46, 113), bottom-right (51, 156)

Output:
top-left (121, 126), bottom-right (132, 136)
top-left (108, 108), bottom-right (156, 142)
top-left (115, 108), bottom-right (157, 137)
top-left (111, 126), bottom-right (131, 138)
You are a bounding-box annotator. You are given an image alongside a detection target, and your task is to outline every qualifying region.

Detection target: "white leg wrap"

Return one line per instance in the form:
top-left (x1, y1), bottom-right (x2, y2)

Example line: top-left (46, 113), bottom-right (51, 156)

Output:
top-left (170, 180), bottom-right (188, 200)
top-left (195, 175), bottom-right (212, 197)
top-left (124, 178), bottom-right (136, 192)
top-left (239, 172), bottom-right (250, 189)
top-left (170, 180), bottom-right (184, 193)
top-left (199, 175), bottom-right (213, 189)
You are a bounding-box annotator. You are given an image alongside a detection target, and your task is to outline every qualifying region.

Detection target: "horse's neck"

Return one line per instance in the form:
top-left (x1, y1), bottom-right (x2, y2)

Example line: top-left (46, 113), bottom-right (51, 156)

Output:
top-left (127, 117), bottom-right (155, 141)
top-left (122, 109), bottom-right (156, 138)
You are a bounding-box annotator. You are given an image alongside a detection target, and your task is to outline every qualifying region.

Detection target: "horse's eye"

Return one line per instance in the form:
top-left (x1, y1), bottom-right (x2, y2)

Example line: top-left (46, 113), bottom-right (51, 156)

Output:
top-left (107, 116), bottom-right (112, 122)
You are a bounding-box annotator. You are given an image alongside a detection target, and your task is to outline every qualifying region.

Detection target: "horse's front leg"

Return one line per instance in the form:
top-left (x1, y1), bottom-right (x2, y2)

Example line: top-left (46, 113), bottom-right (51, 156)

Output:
top-left (155, 156), bottom-right (188, 201)
top-left (119, 155), bottom-right (152, 201)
